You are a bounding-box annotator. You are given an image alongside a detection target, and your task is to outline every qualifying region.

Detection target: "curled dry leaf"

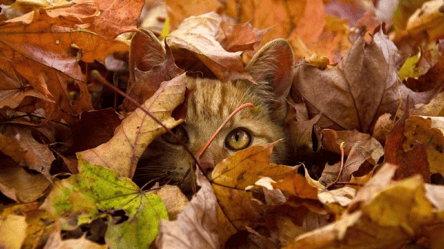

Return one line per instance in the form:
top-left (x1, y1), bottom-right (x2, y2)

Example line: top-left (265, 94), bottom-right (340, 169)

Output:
top-left (166, 12), bottom-right (253, 82)
top-left (0, 1), bottom-right (137, 123)
top-left (288, 164), bottom-right (444, 248)
top-left (393, 0), bottom-right (444, 51)
top-left (319, 129), bottom-right (384, 184)
top-left (0, 126), bottom-right (53, 203)
top-left (216, 21), bottom-right (268, 52)
top-left (385, 109), bottom-right (430, 182)
top-left (403, 116), bottom-right (444, 176)
top-left (123, 29), bottom-right (184, 112)
top-left (78, 73), bottom-right (187, 178)
top-left (156, 176), bottom-right (219, 249)
top-left (291, 28), bottom-right (439, 133)
top-left (211, 142), bottom-right (320, 245)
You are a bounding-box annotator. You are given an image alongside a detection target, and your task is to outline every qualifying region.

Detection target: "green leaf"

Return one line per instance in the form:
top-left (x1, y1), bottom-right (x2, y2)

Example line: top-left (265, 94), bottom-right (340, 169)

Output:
top-left (41, 157), bottom-right (168, 247)
top-left (398, 52), bottom-right (421, 80)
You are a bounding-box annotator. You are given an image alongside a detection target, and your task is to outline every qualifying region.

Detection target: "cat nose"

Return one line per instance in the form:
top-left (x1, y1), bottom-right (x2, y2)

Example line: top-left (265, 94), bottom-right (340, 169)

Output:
top-left (197, 151), bottom-right (215, 173)
top-left (198, 160), bottom-right (214, 172)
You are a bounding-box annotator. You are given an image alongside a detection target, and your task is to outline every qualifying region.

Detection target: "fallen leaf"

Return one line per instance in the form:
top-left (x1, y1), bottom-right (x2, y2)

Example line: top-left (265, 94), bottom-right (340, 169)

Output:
top-left (385, 109), bottom-right (430, 182)
top-left (393, 0), bottom-right (444, 49)
top-left (156, 176), bottom-right (219, 249)
top-left (217, 21), bottom-right (268, 52)
top-left (67, 109), bottom-right (122, 154)
top-left (78, 73), bottom-right (186, 178)
top-left (123, 29), bottom-right (184, 111)
top-left (41, 158), bottom-right (168, 248)
top-left (164, 0), bottom-right (222, 29)
top-left (211, 142), bottom-right (310, 244)
top-left (0, 1), bottom-right (136, 123)
top-left (166, 12), bottom-right (253, 82)
top-left (44, 231), bottom-right (107, 249)
top-left (0, 214), bottom-right (27, 249)
top-left (154, 185), bottom-right (189, 221)
top-left (292, 28), bottom-right (438, 133)
top-left (403, 116), bottom-right (444, 176)
top-left (319, 129), bottom-right (383, 183)
top-left (288, 164), bottom-right (443, 248)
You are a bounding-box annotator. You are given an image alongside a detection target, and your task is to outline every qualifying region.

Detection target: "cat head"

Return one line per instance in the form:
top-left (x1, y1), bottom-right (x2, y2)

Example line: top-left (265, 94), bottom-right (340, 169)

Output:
top-left (133, 33), bottom-right (294, 193)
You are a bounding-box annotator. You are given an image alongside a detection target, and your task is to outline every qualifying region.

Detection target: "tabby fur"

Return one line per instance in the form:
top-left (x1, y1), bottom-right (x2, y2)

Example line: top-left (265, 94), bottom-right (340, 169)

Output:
top-left (133, 38), bottom-right (294, 192)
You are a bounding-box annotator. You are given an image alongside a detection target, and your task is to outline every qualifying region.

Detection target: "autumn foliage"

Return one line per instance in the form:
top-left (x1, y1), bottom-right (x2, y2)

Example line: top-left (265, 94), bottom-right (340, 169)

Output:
top-left (1, 0), bottom-right (444, 248)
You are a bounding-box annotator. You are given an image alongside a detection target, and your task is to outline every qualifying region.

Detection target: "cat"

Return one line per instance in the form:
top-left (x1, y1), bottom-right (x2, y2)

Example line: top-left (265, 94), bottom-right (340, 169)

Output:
top-left (132, 35), bottom-right (295, 193)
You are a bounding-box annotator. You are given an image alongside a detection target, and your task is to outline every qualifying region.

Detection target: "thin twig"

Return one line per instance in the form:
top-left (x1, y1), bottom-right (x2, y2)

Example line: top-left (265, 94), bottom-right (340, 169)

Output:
top-left (91, 70), bottom-right (202, 170)
top-left (178, 102), bottom-right (255, 190)
top-left (196, 103), bottom-right (255, 160)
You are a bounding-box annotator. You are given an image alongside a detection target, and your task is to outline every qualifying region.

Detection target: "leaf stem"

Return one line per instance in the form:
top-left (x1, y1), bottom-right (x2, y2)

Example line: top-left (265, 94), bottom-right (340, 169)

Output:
top-left (326, 141), bottom-right (345, 190)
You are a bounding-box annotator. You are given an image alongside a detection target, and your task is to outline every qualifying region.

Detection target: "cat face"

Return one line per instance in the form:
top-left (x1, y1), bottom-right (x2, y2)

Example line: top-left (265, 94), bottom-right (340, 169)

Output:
top-left (133, 39), bottom-right (294, 193)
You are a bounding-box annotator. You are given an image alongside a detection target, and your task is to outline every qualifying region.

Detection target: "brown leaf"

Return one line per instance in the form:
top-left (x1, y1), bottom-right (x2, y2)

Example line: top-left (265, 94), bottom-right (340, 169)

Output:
top-left (291, 28), bottom-right (438, 133)
top-left (91, 0), bottom-right (144, 38)
top-left (154, 185), bottom-right (189, 221)
top-left (272, 171), bottom-right (318, 200)
top-left (0, 126), bottom-right (55, 181)
top-left (78, 73), bottom-right (186, 178)
top-left (166, 12), bottom-right (253, 82)
top-left (289, 164), bottom-right (442, 248)
top-left (393, 0), bottom-right (444, 54)
top-left (403, 116), bottom-right (444, 176)
top-left (164, 0), bottom-right (222, 29)
top-left (217, 21), bottom-right (268, 52)
top-left (67, 109), bottom-right (122, 153)
top-left (211, 143), bottom-right (305, 244)
top-left (319, 129), bottom-right (383, 183)
top-left (385, 109), bottom-right (430, 182)
top-left (0, 157), bottom-right (51, 203)
top-left (156, 177), bottom-right (219, 249)
top-left (0, 1), bottom-right (135, 123)
top-left (123, 30), bottom-right (184, 111)
top-left (44, 229), bottom-right (107, 249)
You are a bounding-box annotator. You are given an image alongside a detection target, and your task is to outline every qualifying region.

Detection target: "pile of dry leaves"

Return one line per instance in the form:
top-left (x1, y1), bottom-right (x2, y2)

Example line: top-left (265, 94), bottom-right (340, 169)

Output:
top-left (1, 0), bottom-right (444, 248)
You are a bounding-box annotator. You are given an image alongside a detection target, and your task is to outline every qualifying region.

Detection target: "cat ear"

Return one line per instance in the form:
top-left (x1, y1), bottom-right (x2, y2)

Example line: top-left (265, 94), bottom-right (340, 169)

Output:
top-left (129, 29), bottom-right (166, 84)
top-left (246, 39), bottom-right (294, 97)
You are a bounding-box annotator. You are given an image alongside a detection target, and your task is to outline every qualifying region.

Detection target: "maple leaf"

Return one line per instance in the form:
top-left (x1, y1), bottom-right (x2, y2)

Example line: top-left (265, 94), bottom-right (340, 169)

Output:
top-left (287, 164), bottom-right (444, 248)
top-left (41, 158), bottom-right (168, 248)
top-left (211, 142), bottom-right (324, 245)
top-left (0, 1), bottom-right (137, 123)
top-left (292, 28), bottom-right (439, 133)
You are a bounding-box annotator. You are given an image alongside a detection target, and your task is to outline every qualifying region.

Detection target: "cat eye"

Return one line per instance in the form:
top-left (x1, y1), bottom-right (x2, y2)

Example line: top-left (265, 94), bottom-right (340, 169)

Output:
top-left (162, 125), bottom-right (189, 144)
top-left (225, 128), bottom-right (252, 151)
